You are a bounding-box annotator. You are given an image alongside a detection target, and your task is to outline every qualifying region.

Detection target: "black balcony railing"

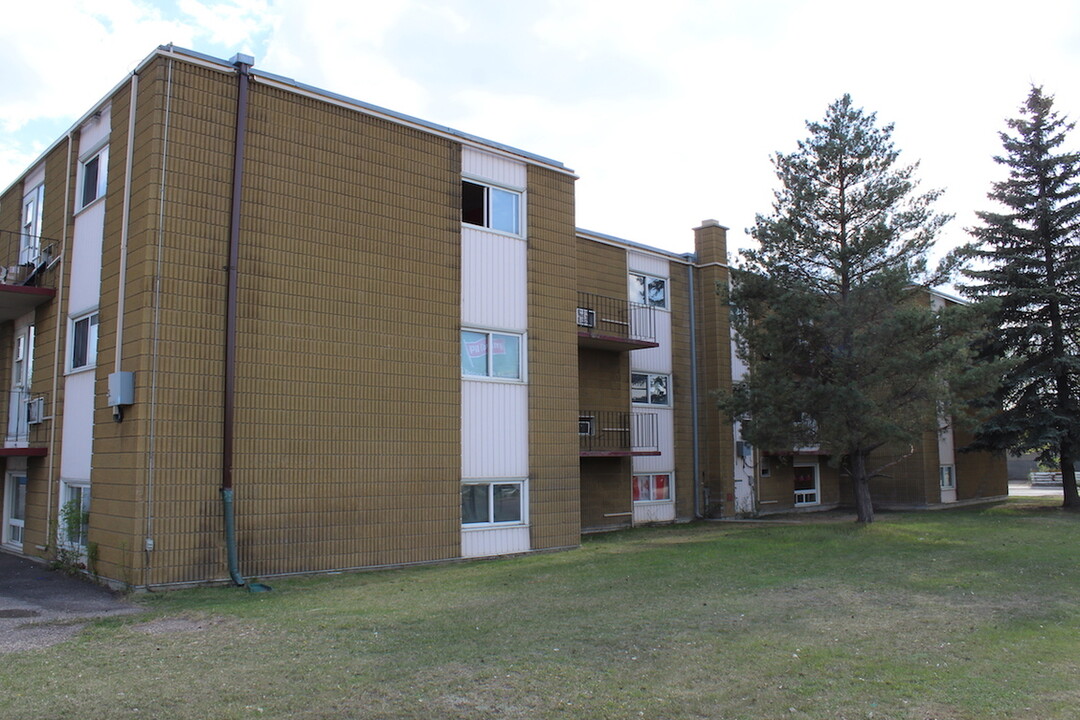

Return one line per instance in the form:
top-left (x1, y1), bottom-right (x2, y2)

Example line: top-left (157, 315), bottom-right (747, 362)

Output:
top-left (1, 389), bottom-right (49, 448)
top-left (579, 410), bottom-right (659, 456)
top-left (0, 229), bottom-right (56, 288)
top-left (576, 292), bottom-right (658, 350)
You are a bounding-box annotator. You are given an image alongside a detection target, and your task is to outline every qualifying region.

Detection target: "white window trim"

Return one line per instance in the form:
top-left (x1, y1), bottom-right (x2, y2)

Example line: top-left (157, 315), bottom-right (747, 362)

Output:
top-left (631, 371), bottom-right (671, 407)
top-left (793, 462), bottom-right (820, 507)
top-left (629, 271), bottom-right (669, 311)
top-left (76, 143), bottom-right (109, 212)
top-left (461, 328), bottom-right (526, 383)
top-left (461, 478), bottom-right (529, 528)
top-left (939, 465), bottom-right (956, 490)
top-left (461, 175), bottom-right (525, 238)
top-left (67, 309), bottom-right (100, 374)
top-left (58, 480), bottom-right (90, 550)
top-left (633, 472), bottom-right (674, 504)
top-left (3, 472), bottom-right (27, 549)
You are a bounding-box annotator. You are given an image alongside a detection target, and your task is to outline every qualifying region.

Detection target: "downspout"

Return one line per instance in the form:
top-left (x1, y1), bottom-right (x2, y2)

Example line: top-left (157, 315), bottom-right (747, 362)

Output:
top-left (222, 54), bottom-right (253, 587)
top-left (46, 133), bottom-right (73, 548)
top-left (684, 255), bottom-right (701, 518)
top-left (113, 73), bottom-right (138, 401)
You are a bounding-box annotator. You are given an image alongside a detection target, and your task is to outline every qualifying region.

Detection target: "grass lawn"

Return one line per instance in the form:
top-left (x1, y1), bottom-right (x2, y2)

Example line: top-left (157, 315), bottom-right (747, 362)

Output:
top-left (3, 499), bottom-right (1079, 719)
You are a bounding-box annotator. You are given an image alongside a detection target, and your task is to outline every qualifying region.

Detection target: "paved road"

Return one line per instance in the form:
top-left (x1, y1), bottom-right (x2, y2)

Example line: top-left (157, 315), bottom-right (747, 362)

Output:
top-left (0, 551), bottom-right (142, 653)
top-left (1008, 481), bottom-right (1065, 498)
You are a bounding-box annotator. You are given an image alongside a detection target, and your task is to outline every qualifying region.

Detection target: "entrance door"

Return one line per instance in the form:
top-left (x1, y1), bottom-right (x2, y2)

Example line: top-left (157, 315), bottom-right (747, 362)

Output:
top-left (793, 464), bottom-right (819, 506)
top-left (3, 473), bottom-right (27, 548)
top-left (6, 324), bottom-right (34, 446)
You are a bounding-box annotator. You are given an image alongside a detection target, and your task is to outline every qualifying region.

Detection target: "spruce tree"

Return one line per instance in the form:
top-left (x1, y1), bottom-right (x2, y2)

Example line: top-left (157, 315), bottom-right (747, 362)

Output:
top-left (962, 86), bottom-right (1080, 508)
top-left (722, 95), bottom-right (985, 523)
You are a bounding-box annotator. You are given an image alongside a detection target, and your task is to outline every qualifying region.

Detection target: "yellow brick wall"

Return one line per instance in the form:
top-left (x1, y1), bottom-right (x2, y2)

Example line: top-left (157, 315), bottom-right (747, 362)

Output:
top-left (527, 164), bottom-right (579, 551)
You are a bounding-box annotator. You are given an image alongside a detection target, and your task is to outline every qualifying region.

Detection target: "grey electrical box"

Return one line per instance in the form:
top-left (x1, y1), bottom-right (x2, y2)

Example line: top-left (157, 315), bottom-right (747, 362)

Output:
top-left (108, 371), bottom-right (135, 406)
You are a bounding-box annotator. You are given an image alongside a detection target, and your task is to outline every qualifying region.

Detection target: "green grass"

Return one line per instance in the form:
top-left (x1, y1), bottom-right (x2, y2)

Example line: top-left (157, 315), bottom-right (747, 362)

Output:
top-left (3, 499), bottom-right (1080, 719)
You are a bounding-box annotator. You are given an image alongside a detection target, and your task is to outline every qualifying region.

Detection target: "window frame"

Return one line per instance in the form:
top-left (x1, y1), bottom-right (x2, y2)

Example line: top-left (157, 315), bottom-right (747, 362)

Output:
top-left (3, 473), bottom-right (27, 548)
top-left (68, 310), bottom-right (100, 373)
top-left (793, 463), bottom-right (820, 507)
top-left (21, 182), bottom-right (44, 265)
top-left (628, 271), bottom-right (669, 310)
top-left (632, 473), bottom-right (673, 503)
top-left (461, 479), bottom-right (527, 527)
top-left (461, 328), bottom-right (525, 382)
top-left (59, 480), bottom-right (90, 549)
top-left (77, 144), bottom-right (109, 211)
top-left (939, 465), bottom-right (956, 490)
top-left (461, 178), bottom-right (523, 236)
top-left (631, 372), bottom-right (670, 407)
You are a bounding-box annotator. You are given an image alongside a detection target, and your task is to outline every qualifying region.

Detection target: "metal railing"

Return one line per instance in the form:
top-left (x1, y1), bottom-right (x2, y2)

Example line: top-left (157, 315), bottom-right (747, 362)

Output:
top-left (0, 229), bottom-right (56, 288)
top-left (576, 292), bottom-right (656, 345)
top-left (579, 410), bottom-right (659, 454)
top-left (2, 389), bottom-right (49, 447)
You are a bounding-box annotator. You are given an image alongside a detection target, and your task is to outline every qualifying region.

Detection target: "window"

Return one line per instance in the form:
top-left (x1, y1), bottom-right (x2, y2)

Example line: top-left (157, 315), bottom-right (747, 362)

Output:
top-left (940, 465), bottom-right (955, 490)
top-left (462, 180), bottom-right (521, 235)
top-left (461, 480), bottom-right (524, 525)
top-left (3, 474), bottom-right (27, 547)
top-left (579, 416), bottom-right (595, 436)
top-left (60, 482), bottom-right (90, 548)
top-left (631, 372), bottom-right (669, 406)
top-left (793, 464), bottom-right (819, 506)
top-left (78, 146), bottom-right (108, 209)
top-left (69, 312), bottom-right (99, 371)
top-left (21, 183), bottom-right (44, 265)
top-left (633, 474), bottom-right (671, 502)
top-left (629, 272), bottom-right (667, 309)
top-left (461, 330), bottom-right (522, 380)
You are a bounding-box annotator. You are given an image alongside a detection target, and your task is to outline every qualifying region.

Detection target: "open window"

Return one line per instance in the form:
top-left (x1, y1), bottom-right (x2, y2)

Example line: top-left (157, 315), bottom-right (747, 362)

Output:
top-left (462, 180), bottom-right (521, 235)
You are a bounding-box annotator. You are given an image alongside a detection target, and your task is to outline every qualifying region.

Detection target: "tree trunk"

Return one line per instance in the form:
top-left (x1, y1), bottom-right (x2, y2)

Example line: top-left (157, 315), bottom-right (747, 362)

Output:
top-left (1061, 446), bottom-right (1079, 510)
top-left (850, 451), bottom-right (875, 523)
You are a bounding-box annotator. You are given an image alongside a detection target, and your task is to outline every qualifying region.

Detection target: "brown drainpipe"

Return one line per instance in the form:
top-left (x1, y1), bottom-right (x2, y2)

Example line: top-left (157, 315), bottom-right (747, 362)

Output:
top-left (222, 53), bottom-right (253, 587)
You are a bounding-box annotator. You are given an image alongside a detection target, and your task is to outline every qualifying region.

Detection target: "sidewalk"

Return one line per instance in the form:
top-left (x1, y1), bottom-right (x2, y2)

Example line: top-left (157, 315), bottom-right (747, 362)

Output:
top-left (0, 551), bottom-right (142, 654)
top-left (1008, 480), bottom-right (1064, 498)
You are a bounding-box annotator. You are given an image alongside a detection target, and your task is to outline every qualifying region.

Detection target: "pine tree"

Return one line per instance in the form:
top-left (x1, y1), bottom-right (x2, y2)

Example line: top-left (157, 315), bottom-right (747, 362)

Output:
top-left (962, 86), bottom-right (1080, 508)
top-left (722, 95), bottom-right (985, 523)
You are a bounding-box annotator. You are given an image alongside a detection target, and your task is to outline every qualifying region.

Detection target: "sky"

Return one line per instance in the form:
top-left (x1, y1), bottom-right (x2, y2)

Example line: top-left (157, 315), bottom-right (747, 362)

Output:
top-left (2, 0), bottom-right (1079, 261)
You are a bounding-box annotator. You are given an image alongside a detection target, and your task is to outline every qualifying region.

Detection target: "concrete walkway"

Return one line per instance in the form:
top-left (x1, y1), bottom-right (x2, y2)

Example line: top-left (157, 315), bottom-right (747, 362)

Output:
top-left (0, 551), bottom-right (143, 654)
top-left (1008, 480), bottom-right (1065, 498)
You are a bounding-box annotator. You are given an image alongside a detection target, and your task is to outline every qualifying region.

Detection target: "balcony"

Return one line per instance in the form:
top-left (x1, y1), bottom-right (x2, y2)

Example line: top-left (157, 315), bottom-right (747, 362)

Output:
top-left (0, 389), bottom-right (49, 456)
top-left (579, 410), bottom-right (660, 457)
top-left (576, 292), bottom-right (659, 351)
top-left (0, 230), bottom-right (56, 323)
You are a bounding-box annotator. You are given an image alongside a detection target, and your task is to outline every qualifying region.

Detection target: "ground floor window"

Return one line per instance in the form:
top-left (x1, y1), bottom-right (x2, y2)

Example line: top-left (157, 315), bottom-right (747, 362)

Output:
top-left (633, 473), bottom-right (671, 502)
top-left (60, 481), bottom-right (90, 548)
top-left (3, 473), bottom-right (27, 547)
top-left (793, 464), bottom-right (819, 506)
top-left (940, 465), bottom-right (955, 490)
top-left (461, 480), bottom-right (525, 526)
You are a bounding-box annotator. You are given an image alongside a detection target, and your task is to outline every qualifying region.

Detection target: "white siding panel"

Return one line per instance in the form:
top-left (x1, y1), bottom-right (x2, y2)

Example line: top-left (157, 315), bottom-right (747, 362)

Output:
top-left (461, 228), bottom-right (527, 330)
top-left (630, 310), bottom-right (672, 373)
top-left (627, 251), bottom-right (670, 278)
top-left (24, 163), bottom-right (45, 191)
top-left (68, 206), bottom-right (105, 314)
top-left (59, 372), bottom-right (95, 481)
top-left (78, 106), bottom-right (111, 155)
top-left (633, 408), bottom-right (674, 474)
top-left (461, 381), bottom-right (528, 477)
top-left (461, 526), bottom-right (531, 557)
top-left (462, 148), bottom-right (526, 188)
top-left (938, 422), bottom-right (955, 465)
top-left (633, 502), bottom-right (676, 524)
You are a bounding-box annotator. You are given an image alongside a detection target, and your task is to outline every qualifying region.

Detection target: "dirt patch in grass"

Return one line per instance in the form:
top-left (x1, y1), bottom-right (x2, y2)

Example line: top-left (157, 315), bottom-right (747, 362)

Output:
top-left (129, 614), bottom-right (235, 635)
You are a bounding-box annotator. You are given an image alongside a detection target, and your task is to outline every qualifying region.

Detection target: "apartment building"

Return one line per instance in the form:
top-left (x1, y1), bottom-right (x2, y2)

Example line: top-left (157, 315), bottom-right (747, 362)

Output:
top-left (0, 46), bottom-right (1005, 588)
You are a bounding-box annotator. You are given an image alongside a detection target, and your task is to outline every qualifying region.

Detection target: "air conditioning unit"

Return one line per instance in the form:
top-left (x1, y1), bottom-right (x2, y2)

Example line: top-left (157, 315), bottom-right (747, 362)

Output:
top-left (576, 308), bottom-right (596, 328)
top-left (26, 397), bottom-right (44, 425)
top-left (578, 416), bottom-right (595, 436)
